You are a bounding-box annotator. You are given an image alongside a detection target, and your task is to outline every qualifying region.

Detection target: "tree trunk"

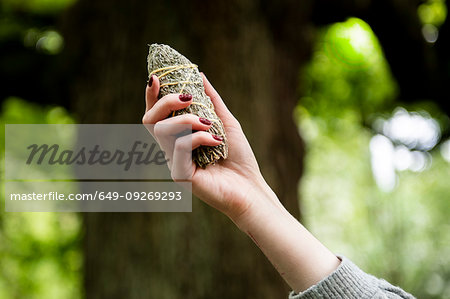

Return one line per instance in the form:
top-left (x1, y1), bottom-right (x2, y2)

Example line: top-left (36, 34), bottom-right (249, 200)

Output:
top-left (61, 0), bottom-right (310, 297)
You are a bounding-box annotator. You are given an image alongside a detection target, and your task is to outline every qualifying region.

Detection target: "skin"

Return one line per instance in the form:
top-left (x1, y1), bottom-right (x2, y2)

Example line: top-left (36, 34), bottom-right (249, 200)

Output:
top-left (142, 73), bottom-right (341, 293)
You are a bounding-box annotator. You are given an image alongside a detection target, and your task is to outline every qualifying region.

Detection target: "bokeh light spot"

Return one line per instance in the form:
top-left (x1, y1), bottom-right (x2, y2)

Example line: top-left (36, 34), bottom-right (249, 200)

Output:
top-left (382, 107), bottom-right (440, 151)
top-left (422, 24), bottom-right (439, 43)
top-left (36, 30), bottom-right (64, 54)
top-left (370, 134), bottom-right (397, 192)
top-left (441, 139), bottom-right (450, 162)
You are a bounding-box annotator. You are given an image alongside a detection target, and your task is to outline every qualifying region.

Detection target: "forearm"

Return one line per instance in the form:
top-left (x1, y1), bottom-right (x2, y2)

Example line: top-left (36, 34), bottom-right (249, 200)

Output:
top-left (233, 183), bottom-right (340, 293)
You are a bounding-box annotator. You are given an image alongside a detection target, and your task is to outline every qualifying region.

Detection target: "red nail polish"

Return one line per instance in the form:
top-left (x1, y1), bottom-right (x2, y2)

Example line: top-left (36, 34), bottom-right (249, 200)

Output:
top-left (212, 135), bottom-right (223, 141)
top-left (179, 94), bottom-right (192, 102)
top-left (199, 117), bottom-right (212, 125)
top-left (148, 75), bottom-right (153, 87)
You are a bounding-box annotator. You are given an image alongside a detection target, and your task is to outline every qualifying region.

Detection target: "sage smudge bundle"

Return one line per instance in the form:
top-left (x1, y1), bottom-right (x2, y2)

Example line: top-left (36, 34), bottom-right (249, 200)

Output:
top-left (147, 44), bottom-right (228, 168)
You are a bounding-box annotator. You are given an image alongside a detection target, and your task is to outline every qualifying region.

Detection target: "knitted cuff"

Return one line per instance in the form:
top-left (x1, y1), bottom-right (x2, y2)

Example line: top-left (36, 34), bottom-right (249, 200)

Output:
top-left (289, 256), bottom-right (380, 299)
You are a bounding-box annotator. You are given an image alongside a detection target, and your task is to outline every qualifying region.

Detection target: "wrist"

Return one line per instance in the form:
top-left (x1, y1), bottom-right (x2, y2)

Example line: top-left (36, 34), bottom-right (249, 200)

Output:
top-left (230, 183), bottom-right (340, 292)
top-left (230, 178), bottom-right (287, 232)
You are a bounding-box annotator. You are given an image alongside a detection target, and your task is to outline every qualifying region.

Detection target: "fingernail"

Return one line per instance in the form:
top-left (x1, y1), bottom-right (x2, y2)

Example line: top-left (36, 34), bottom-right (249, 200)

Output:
top-left (179, 94), bottom-right (192, 102)
top-left (212, 134), bottom-right (223, 141)
top-left (199, 117), bottom-right (212, 125)
top-left (148, 75), bottom-right (153, 87)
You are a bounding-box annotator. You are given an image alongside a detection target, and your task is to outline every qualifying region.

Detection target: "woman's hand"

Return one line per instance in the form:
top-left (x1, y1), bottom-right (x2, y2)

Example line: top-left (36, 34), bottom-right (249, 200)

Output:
top-left (142, 73), bottom-right (281, 224)
top-left (142, 74), bottom-right (340, 292)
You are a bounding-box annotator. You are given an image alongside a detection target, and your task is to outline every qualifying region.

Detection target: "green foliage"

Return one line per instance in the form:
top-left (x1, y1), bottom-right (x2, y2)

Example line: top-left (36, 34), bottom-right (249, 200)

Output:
top-left (300, 18), bottom-right (397, 126)
top-left (1, 0), bottom-right (77, 15)
top-left (418, 0), bottom-right (447, 27)
top-left (0, 0), bottom-right (69, 55)
top-left (0, 97), bottom-right (82, 299)
top-left (298, 18), bottom-right (450, 299)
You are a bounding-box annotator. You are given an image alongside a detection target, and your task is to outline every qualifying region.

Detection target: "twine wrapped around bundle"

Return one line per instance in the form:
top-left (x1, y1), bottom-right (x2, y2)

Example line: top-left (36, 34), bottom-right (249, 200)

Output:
top-left (147, 43), bottom-right (228, 168)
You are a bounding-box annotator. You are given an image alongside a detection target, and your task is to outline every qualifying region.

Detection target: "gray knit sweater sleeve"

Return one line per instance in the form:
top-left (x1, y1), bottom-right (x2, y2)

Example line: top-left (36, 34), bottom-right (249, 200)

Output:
top-left (289, 256), bottom-right (415, 299)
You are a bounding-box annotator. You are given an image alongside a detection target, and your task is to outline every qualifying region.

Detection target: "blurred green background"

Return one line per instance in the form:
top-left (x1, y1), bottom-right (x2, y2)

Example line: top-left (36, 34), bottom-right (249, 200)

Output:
top-left (298, 15), bottom-right (450, 299)
top-left (1, 0), bottom-right (449, 298)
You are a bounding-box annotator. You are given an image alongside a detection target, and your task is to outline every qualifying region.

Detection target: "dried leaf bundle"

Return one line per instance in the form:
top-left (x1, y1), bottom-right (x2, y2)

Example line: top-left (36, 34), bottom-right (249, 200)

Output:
top-left (147, 43), bottom-right (228, 168)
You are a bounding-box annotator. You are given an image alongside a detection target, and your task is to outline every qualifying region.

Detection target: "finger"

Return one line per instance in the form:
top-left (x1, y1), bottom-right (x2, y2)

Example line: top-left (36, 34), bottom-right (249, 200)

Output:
top-left (152, 115), bottom-right (214, 170)
top-left (155, 114), bottom-right (213, 134)
top-left (142, 93), bottom-right (193, 125)
top-left (201, 72), bottom-right (235, 124)
top-left (145, 74), bottom-right (161, 112)
top-left (171, 131), bottom-right (223, 180)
